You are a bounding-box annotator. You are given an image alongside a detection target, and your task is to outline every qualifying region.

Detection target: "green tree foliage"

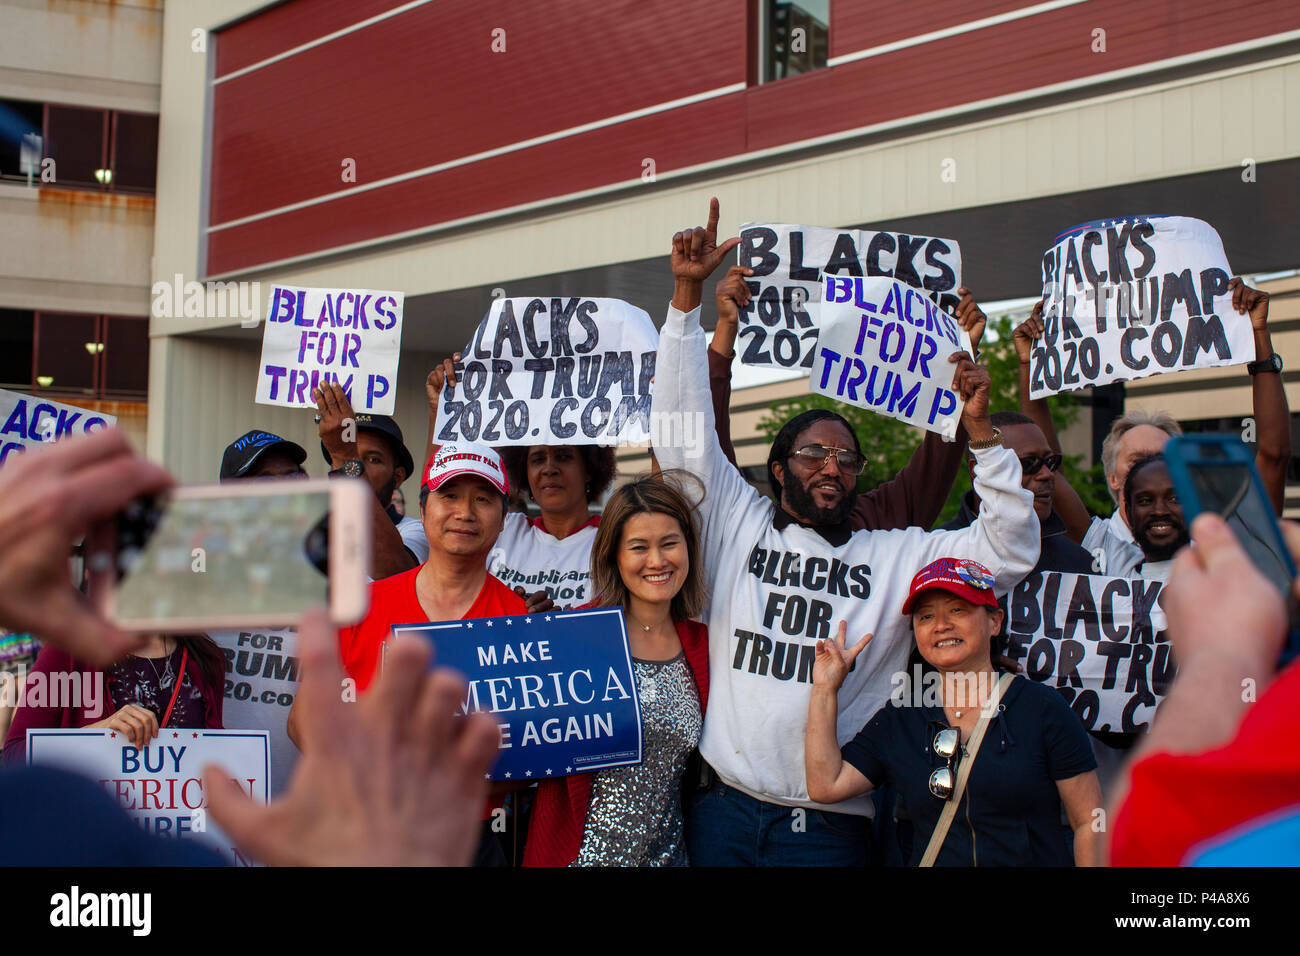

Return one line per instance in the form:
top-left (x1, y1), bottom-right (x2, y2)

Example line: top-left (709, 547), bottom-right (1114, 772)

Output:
top-left (755, 313), bottom-right (1112, 524)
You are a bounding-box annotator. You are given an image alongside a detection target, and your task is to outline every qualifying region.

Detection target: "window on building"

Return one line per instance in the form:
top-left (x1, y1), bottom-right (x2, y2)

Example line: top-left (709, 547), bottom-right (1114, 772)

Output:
top-left (0, 310), bottom-right (35, 389)
top-left (101, 316), bottom-right (150, 396)
top-left (45, 105), bottom-right (108, 188)
top-left (111, 111), bottom-right (160, 193)
top-left (0, 100), bottom-right (157, 192)
top-left (27, 313), bottom-right (149, 400)
top-left (0, 99), bottom-right (45, 181)
top-left (35, 312), bottom-right (98, 395)
top-left (759, 0), bottom-right (830, 83)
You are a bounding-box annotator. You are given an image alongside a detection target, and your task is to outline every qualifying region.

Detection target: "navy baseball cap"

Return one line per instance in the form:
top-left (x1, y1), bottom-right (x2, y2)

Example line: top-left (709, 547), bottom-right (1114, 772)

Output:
top-left (220, 430), bottom-right (308, 481)
top-left (318, 413), bottom-right (415, 479)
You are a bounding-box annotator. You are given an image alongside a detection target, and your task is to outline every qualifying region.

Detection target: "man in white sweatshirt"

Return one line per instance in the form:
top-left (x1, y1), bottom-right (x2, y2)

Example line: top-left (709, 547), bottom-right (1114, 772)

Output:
top-left (655, 200), bottom-right (1041, 865)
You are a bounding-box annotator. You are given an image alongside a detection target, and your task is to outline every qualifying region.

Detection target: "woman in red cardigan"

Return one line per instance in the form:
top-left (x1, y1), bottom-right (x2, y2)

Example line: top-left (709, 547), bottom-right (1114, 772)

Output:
top-left (524, 474), bottom-right (709, 866)
top-left (3, 634), bottom-right (225, 765)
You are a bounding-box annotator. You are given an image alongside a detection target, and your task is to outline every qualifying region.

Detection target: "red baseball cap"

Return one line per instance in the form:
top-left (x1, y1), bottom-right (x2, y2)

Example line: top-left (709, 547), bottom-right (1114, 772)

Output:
top-left (900, 557), bottom-right (998, 615)
top-left (421, 442), bottom-right (509, 497)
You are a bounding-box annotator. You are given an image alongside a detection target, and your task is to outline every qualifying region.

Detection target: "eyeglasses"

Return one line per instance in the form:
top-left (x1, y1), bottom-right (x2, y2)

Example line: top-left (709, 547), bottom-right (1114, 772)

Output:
top-left (928, 724), bottom-right (963, 800)
top-left (1018, 452), bottom-right (1063, 475)
top-left (789, 444), bottom-right (867, 475)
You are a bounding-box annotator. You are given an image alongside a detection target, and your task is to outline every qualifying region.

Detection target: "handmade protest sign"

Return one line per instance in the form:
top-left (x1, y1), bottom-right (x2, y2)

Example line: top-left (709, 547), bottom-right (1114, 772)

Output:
top-left (27, 728), bottom-right (270, 865)
top-left (255, 285), bottom-right (404, 414)
top-left (809, 275), bottom-right (971, 438)
top-left (1030, 215), bottom-right (1251, 399)
top-left (1004, 571), bottom-right (1172, 734)
top-left (437, 297), bottom-right (656, 446)
top-left (736, 223), bottom-right (963, 370)
top-left (393, 607), bottom-right (643, 780)
top-left (0, 388), bottom-right (116, 466)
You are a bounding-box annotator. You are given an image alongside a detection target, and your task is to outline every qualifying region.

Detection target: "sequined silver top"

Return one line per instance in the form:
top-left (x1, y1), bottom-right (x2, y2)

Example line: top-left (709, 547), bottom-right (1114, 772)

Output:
top-left (572, 653), bottom-right (702, 867)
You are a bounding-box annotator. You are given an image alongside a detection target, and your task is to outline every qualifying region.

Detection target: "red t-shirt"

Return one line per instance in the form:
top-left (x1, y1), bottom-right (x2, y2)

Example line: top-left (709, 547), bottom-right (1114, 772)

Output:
top-left (339, 567), bottom-right (526, 692)
top-left (1111, 659), bottom-right (1300, 865)
top-left (339, 567), bottom-right (526, 826)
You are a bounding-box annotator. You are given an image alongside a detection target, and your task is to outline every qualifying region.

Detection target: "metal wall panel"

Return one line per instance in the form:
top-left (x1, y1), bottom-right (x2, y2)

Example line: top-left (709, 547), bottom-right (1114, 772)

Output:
top-left (204, 0), bottom-right (1300, 275)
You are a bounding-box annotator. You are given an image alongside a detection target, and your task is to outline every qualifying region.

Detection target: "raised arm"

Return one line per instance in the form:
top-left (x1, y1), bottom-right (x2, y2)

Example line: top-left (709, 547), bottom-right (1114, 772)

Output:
top-left (908, 354), bottom-right (1040, 589)
top-left (853, 288), bottom-right (987, 531)
top-left (708, 265), bottom-right (753, 467)
top-left (656, 198), bottom-right (761, 587)
top-left (424, 353), bottom-right (459, 463)
top-left (315, 383), bottom-right (417, 578)
top-left (1231, 278), bottom-right (1291, 514)
top-left (1014, 304), bottom-right (1092, 543)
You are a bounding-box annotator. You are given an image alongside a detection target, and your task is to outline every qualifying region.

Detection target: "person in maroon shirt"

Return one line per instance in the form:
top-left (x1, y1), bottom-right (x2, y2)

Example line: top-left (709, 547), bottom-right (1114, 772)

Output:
top-left (707, 261), bottom-right (991, 532)
top-left (3, 633), bottom-right (225, 764)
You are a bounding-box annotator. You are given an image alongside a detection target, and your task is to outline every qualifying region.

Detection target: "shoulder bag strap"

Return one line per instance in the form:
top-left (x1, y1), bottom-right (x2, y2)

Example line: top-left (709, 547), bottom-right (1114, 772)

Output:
top-left (919, 672), bottom-right (1015, 867)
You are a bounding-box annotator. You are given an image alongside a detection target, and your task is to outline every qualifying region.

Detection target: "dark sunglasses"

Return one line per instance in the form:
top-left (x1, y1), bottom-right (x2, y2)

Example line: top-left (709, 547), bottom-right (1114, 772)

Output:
top-left (1019, 452), bottom-right (1063, 475)
top-left (928, 724), bottom-right (963, 800)
top-left (789, 444), bottom-right (867, 475)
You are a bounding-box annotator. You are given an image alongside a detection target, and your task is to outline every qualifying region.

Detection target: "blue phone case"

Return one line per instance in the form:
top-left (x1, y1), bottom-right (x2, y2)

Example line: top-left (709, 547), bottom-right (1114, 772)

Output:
top-left (1165, 434), bottom-right (1299, 665)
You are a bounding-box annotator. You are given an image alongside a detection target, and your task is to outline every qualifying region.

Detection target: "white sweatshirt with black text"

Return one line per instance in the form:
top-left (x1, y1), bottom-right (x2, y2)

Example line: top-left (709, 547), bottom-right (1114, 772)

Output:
top-left (654, 303), bottom-right (1041, 815)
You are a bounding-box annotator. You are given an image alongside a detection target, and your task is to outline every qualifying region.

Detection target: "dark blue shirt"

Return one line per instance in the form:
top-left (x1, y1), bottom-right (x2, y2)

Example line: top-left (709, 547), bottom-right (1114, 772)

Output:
top-left (841, 674), bottom-right (1096, 866)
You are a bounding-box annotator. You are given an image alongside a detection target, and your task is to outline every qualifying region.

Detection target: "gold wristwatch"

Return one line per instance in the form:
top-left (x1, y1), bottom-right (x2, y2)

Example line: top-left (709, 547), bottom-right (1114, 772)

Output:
top-left (966, 427), bottom-right (1003, 451)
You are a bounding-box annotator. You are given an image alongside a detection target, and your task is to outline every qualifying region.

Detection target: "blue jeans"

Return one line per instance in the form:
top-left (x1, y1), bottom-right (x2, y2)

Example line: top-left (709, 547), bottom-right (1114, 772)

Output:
top-left (686, 781), bottom-right (872, 866)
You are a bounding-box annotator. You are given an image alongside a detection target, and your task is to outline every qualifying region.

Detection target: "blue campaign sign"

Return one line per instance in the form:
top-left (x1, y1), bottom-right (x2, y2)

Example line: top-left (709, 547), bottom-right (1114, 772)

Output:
top-left (392, 606), bottom-right (643, 781)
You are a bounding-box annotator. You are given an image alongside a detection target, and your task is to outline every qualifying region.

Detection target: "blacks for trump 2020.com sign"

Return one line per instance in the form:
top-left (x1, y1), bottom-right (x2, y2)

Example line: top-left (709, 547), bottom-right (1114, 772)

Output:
top-left (393, 607), bottom-right (643, 781)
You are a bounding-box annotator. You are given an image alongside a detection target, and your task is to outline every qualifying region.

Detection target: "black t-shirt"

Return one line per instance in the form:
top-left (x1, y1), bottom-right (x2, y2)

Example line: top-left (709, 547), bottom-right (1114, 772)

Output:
top-left (841, 674), bottom-right (1096, 866)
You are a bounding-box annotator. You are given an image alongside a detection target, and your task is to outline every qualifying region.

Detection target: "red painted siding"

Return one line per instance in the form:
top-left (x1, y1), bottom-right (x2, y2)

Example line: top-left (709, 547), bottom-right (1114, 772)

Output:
top-left (210, 0), bottom-right (749, 225)
top-left (206, 0), bottom-right (1300, 275)
top-left (830, 0), bottom-right (1039, 58)
top-left (215, 0), bottom-right (409, 77)
top-left (206, 93), bottom-right (747, 275)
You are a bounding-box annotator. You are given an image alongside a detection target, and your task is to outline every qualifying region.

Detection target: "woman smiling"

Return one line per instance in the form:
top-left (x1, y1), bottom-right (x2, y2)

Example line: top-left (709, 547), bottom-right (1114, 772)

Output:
top-left (804, 557), bottom-right (1102, 866)
top-left (524, 474), bottom-right (709, 866)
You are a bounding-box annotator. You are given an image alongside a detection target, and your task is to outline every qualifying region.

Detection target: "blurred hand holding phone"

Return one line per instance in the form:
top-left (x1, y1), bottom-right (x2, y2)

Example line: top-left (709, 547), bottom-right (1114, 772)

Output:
top-left (89, 478), bottom-right (371, 629)
top-left (1165, 434), bottom-right (1300, 666)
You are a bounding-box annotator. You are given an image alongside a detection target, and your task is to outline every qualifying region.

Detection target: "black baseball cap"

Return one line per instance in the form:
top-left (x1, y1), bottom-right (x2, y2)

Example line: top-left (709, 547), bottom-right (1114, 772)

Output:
top-left (319, 413), bottom-right (415, 479)
top-left (220, 430), bottom-right (308, 481)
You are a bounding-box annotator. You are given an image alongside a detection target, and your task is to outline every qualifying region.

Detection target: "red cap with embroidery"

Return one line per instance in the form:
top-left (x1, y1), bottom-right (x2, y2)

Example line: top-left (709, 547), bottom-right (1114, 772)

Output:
top-left (900, 557), bottom-right (998, 615)
top-left (421, 442), bottom-right (509, 497)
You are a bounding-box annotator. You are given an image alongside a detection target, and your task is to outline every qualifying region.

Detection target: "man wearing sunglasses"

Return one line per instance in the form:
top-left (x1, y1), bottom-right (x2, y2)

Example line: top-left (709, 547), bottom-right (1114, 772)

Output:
top-left (941, 411), bottom-right (1093, 575)
top-left (654, 199), bottom-right (1041, 867)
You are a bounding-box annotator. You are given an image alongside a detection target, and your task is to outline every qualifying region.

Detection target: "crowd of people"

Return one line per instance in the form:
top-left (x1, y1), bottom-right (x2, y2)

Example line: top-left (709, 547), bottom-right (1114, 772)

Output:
top-left (0, 199), bottom-right (1296, 869)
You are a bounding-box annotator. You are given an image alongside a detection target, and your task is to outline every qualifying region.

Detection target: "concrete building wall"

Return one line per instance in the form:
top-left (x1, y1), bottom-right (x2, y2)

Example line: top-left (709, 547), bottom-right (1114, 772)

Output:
top-left (0, 0), bottom-right (163, 112)
top-left (0, 0), bottom-right (163, 454)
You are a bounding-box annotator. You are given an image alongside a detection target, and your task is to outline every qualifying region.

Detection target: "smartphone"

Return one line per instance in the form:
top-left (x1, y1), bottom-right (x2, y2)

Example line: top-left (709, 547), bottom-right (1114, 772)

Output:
top-left (90, 478), bottom-right (371, 629)
top-left (1165, 434), bottom-right (1300, 665)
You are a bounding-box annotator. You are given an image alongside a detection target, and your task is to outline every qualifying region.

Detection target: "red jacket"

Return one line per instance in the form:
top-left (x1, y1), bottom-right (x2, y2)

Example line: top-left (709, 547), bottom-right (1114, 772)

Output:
top-left (523, 618), bottom-right (709, 867)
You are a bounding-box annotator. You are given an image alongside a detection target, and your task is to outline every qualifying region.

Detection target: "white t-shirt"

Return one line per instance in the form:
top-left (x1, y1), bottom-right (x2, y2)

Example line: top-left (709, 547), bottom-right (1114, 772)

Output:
top-left (487, 512), bottom-right (599, 609)
top-left (209, 626), bottom-right (299, 798)
top-left (396, 513), bottom-right (429, 563)
top-left (1081, 510), bottom-right (1144, 578)
top-left (654, 302), bottom-right (1041, 816)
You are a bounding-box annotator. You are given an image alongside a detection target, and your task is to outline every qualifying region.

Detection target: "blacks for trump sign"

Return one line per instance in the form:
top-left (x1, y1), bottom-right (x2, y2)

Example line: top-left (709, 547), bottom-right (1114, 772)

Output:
top-left (810, 276), bottom-right (971, 438)
top-left (393, 607), bottom-right (643, 780)
top-left (439, 297), bottom-right (656, 447)
top-left (1029, 216), bottom-right (1251, 398)
top-left (736, 223), bottom-right (963, 371)
top-left (1004, 571), bottom-right (1172, 733)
